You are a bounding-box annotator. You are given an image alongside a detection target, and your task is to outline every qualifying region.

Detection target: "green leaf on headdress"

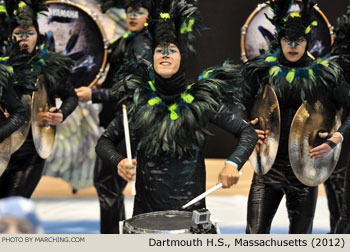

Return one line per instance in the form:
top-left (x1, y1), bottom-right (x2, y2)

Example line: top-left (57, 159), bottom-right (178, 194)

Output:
top-left (180, 19), bottom-right (195, 34)
top-left (286, 69), bottom-right (296, 83)
top-left (202, 69), bottom-right (213, 79)
top-left (7, 66), bottom-right (14, 73)
top-left (0, 4), bottom-right (7, 13)
top-left (0, 56), bottom-right (9, 61)
top-left (19, 1), bottom-right (27, 9)
top-left (160, 13), bottom-right (170, 20)
top-left (269, 66), bottom-right (281, 77)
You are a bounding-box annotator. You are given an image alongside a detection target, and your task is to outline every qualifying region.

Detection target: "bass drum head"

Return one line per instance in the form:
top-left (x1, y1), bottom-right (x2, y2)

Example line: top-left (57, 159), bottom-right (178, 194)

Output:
top-left (38, 0), bottom-right (108, 88)
top-left (241, 1), bottom-right (334, 62)
top-left (123, 210), bottom-right (216, 234)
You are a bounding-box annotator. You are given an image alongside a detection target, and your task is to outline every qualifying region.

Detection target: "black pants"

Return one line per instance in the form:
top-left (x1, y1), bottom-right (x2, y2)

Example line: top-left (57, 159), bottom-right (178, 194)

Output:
top-left (335, 155), bottom-right (350, 234)
top-left (0, 138), bottom-right (45, 198)
top-left (93, 157), bottom-right (127, 234)
top-left (323, 138), bottom-right (348, 233)
top-left (246, 164), bottom-right (318, 234)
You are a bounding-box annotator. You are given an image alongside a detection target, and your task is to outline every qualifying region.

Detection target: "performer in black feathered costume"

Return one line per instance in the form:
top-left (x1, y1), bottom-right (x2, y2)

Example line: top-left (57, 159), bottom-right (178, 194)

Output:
top-left (0, 42), bottom-right (29, 148)
top-left (206, 0), bottom-right (350, 233)
top-left (332, 7), bottom-right (350, 234)
top-left (95, 0), bottom-right (257, 216)
top-left (0, 0), bottom-right (78, 198)
top-left (75, 0), bottom-right (153, 233)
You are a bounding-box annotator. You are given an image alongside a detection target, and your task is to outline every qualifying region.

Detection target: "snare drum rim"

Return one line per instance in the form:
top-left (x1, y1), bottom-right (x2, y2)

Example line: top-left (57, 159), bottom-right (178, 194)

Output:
top-left (44, 0), bottom-right (109, 88)
top-left (123, 210), bottom-right (194, 234)
top-left (240, 0), bottom-right (334, 63)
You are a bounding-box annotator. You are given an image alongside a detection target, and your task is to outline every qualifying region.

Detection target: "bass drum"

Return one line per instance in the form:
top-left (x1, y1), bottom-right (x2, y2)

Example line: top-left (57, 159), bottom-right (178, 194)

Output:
top-left (241, 1), bottom-right (334, 62)
top-left (122, 211), bottom-right (219, 234)
top-left (38, 0), bottom-right (108, 88)
top-left (39, 0), bottom-right (122, 190)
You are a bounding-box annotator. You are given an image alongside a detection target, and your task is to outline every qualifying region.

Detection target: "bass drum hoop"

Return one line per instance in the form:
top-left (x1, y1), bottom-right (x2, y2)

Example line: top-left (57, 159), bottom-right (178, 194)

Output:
top-left (240, 0), bottom-right (334, 62)
top-left (45, 0), bottom-right (108, 88)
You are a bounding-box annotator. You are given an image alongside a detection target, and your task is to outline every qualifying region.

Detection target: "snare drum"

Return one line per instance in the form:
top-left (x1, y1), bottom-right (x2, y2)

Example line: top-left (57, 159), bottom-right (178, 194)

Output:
top-left (241, 0), bottom-right (334, 62)
top-left (122, 210), bottom-right (219, 234)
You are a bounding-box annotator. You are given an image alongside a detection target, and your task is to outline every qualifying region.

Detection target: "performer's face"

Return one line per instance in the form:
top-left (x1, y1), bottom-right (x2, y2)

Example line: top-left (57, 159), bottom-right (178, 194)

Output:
top-left (153, 43), bottom-right (181, 79)
top-left (0, 217), bottom-right (35, 234)
top-left (126, 7), bottom-right (149, 33)
top-left (12, 26), bottom-right (38, 53)
top-left (280, 37), bottom-right (307, 62)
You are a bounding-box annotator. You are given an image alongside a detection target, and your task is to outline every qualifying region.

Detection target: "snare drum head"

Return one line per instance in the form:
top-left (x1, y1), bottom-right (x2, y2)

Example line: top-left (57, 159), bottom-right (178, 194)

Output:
top-left (241, 2), bottom-right (333, 62)
top-left (124, 211), bottom-right (196, 234)
top-left (38, 0), bottom-right (108, 88)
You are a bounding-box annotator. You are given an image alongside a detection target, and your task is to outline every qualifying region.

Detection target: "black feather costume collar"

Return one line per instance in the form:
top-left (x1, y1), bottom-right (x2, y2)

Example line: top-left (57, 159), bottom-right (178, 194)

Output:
top-left (114, 62), bottom-right (222, 158)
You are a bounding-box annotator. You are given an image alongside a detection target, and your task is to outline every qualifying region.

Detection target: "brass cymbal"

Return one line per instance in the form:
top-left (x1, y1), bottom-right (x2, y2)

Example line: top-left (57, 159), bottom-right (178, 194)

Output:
top-left (0, 109), bottom-right (11, 176)
top-left (10, 95), bottom-right (31, 153)
top-left (249, 85), bottom-right (281, 175)
top-left (31, 75), bottom-right (56, 159)
top-left (289, 100), bottom-right (342, 187)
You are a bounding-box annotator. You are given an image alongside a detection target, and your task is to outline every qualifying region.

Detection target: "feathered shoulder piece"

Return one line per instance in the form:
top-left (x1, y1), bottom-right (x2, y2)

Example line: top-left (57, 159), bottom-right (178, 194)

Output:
top-left (198, 62), bottom-right (246, 111)
top-left (148, 0), bottom-right (203, 53)
top-left (112, 57), bottom-right (225, 158)
top-left (0, 39), bottom-right (36, 94)
top-left (4, 0), bottom-right (47, 28)
top-left (332, 6), bottom-right (350, 82)
top-left (31, 42), bottom-right (73, 95)
top-left (266, 0), bottom-right (318, 41)
top-left (244, 51), bottom-right (344, 104)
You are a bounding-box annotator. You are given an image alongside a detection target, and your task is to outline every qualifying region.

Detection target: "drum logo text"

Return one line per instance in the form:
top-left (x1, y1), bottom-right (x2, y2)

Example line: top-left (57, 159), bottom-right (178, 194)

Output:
top-left (48, 8), bottom-right (79, 19)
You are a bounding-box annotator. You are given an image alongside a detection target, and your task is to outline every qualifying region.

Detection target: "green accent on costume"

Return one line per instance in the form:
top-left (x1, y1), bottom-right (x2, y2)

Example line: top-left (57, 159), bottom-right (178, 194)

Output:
top-left (309, 69), bottom-right (316, 80)
top-left (317, 58), bottom-right (329, 67)
top-left (265, 56), bottom-right (277, 62)
top-left (0, 4), bottom-right (7, 13)
top-left (148, 97), bottom-right (162, 106)
top-left (187, 83), bottom-right (195, 90)
top-left (160, 13), bottom-right (170, 19)
top-left (123, 31), bottom-right (132, 38)
top-left (269, 66), bottom-right (281, 77)
top-left (169, 104), bottom-right (179, 120)
top-left (305, 21), bottom-right (318, 34)
top-left (148, 80), bottom-right (156, 91)
top-left (181, 19), bottom-right (195, 34)
top-left (7, 66), bottom-right (14, 73)
top-left (202, 69), bottom-right (213, 79)
top-left (181, 93), bottom-right (194, 104)
top-left (18, 1), bottom-right (27, 8)
top-left (286, 69), bottom-right (296, 83)
top-left (0, 56), bottom-right (9, 61)
top-left (290, 12), bottom-right (301, 18)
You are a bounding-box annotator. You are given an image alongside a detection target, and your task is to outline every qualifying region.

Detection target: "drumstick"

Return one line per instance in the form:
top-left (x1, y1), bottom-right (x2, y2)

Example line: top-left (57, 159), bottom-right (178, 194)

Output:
top-left (122, 105), bottom-right (136, 196)
top-left (181, 171), bottom-right (242, 209)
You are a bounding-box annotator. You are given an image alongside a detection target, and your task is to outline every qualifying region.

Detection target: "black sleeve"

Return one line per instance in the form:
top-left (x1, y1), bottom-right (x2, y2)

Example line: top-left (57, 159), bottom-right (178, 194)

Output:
top-left (210, 104), bottom-right (257, 170)
top-left (91, 88), bottom-right (117, 103)
top-left (0, 86), bottom-right (26, 143)
top-left (95, 113), bottom-right (126, 168)
top-left (332, 81), bottom-right (350, 136)
top-left (56, 81), bottom-right (78, 121)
